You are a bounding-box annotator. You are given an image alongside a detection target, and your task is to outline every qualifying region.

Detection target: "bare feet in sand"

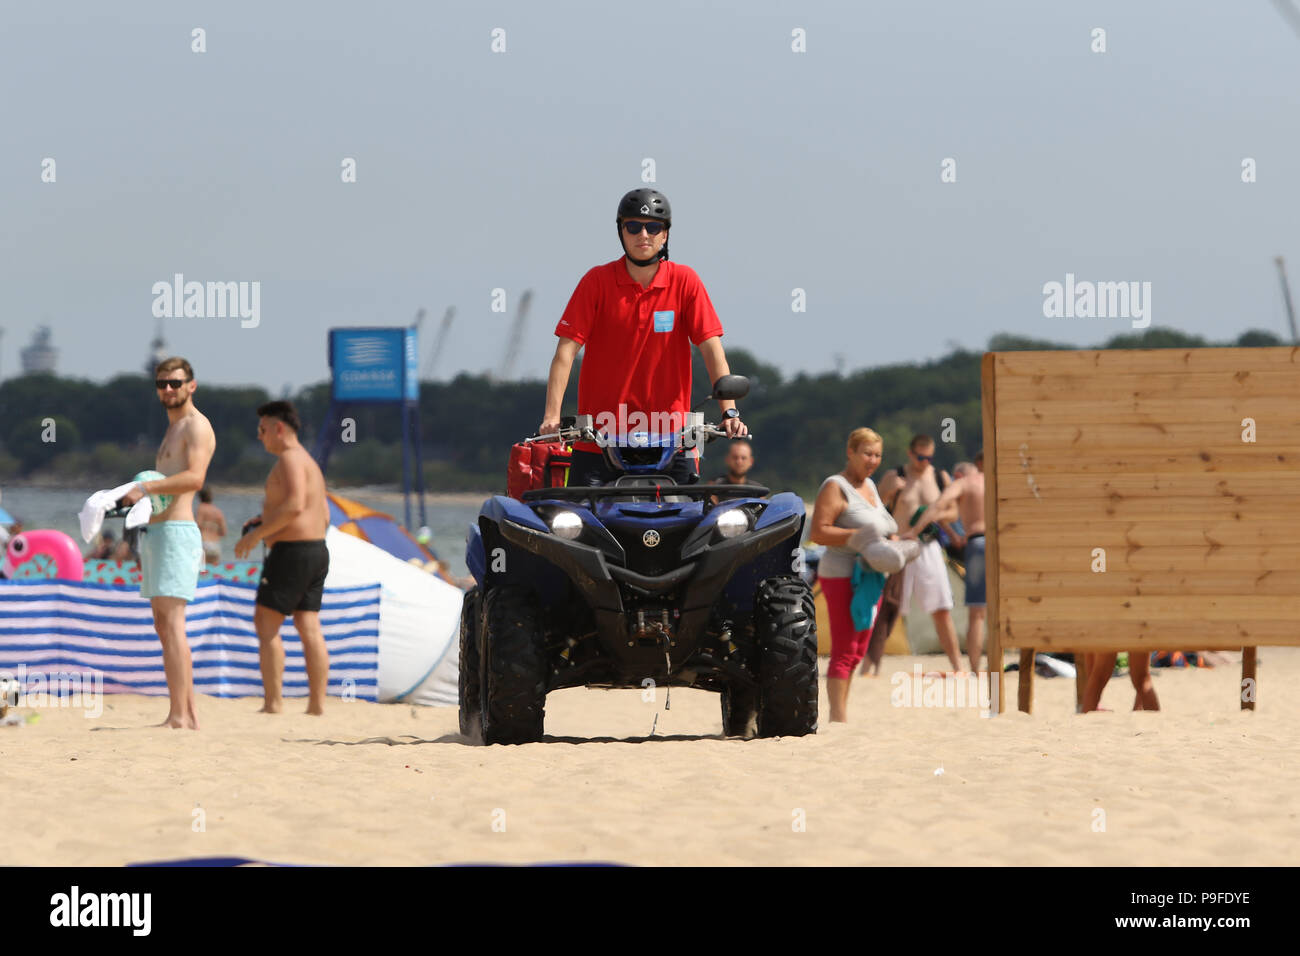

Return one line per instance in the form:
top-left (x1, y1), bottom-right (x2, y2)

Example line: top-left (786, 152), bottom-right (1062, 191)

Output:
top-left (258, 701), bottom-right (282, 714)
top-left (160, 714), bottom-right (199, 730)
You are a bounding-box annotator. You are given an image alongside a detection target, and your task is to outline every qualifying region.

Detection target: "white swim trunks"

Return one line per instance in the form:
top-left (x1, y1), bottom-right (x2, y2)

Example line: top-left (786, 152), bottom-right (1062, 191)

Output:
top-left (900, 539), bottom-right (954, 615)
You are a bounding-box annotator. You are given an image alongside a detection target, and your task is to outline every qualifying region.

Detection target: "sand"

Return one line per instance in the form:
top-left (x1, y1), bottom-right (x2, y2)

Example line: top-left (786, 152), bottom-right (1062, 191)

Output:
top-left (3, 650), bottom-right (1297, 866)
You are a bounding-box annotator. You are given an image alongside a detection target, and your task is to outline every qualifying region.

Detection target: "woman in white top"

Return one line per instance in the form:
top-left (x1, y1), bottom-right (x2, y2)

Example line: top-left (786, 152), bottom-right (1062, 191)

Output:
top-left (808, 428), bottom-right (921, 723)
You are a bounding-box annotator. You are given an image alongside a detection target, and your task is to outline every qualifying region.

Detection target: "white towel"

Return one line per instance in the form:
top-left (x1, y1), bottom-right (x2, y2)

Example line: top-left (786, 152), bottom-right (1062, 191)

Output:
top-left (124, 497), bottom-right (153, 530)
top-left (77, 480), bottom-right (151, 543)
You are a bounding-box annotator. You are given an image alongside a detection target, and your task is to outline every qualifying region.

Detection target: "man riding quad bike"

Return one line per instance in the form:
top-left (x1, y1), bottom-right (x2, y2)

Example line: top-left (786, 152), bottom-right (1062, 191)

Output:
top-left (461, 375), bottom-right (819, 744)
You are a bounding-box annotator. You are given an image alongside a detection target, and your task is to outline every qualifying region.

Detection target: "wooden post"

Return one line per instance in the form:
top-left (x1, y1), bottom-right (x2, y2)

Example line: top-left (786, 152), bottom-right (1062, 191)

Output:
top-left (980, 353), bottom-right (1004, 713)
top-left (1018, 648), bottom-right (1035, 713)
top-left (1242, 646), bottom-right (1257, 711)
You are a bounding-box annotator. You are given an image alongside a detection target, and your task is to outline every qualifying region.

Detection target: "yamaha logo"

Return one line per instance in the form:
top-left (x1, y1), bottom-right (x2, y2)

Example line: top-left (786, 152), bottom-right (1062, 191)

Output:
top-left (642, 530), bottom-right (661, 547)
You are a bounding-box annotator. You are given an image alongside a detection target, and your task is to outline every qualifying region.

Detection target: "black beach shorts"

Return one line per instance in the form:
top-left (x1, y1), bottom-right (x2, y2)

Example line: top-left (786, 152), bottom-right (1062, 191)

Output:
top-left (256, 539), bottom-right (330, 614)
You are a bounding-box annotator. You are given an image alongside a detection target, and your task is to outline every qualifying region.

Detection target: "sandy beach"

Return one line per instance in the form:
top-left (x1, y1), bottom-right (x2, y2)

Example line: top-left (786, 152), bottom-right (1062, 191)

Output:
top-left (4, 650), bottom-right (1297, 866)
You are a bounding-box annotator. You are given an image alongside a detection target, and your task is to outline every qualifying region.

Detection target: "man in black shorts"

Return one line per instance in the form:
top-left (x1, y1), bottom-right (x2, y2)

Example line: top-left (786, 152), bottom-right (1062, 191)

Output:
top-left (234, 401), bottom-right (332, 715)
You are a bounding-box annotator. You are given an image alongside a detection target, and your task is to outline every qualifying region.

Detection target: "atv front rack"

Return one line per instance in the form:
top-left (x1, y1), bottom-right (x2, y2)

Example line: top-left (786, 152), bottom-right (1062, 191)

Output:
top-left (520, 483), bottom-right (769, 504)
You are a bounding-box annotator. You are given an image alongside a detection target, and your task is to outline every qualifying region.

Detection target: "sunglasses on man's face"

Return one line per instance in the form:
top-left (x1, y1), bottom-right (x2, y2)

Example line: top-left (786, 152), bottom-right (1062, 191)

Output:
top-left (156, 379), bottom-right (189, 390)
top-left (622, 220), bottom-right (666, 236)
top-left (914, 453), bottom-right (933, 462)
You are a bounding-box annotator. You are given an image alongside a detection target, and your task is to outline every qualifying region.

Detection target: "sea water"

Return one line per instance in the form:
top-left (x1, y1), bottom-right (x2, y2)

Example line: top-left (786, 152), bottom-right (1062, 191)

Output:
top-left (0, 484), bottom-right (485, 578)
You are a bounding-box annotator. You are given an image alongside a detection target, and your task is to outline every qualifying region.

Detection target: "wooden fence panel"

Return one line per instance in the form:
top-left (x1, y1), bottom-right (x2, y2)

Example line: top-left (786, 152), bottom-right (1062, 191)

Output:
top-left (983, 348), bottom-right (1300, 713)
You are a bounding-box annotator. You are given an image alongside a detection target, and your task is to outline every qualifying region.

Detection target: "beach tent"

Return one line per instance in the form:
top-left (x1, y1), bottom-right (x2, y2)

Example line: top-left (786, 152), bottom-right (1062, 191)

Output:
top-left (323, 526), bottom-right (461, 705)
top-left (327, 492), bottom-right (435, 564)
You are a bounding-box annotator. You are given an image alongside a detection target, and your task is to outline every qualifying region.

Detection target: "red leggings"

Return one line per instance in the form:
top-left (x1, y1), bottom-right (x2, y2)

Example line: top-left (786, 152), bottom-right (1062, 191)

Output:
top-left (820, 575), bottom-right (877, 680)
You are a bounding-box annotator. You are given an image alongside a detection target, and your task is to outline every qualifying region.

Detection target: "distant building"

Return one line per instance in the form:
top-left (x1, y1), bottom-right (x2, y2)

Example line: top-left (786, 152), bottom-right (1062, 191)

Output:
top-left (145, 321), bottom-right (168, 376)
top-left (20, 326), bottom-right (57, 375)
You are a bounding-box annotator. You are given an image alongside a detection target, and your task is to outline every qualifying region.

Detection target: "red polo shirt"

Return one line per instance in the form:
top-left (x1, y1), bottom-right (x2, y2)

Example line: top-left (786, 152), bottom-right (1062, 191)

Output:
top-left (555, 258), bottom-right (724, 453)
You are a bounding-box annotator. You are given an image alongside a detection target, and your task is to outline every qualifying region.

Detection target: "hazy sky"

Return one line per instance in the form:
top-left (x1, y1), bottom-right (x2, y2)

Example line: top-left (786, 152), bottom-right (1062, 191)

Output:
top-left (2, 0), bottom-right (1298, 393)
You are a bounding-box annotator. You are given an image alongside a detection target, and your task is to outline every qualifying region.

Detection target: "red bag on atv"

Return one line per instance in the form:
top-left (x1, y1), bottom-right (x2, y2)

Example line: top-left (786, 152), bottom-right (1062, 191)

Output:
top-left (507, 442), bottom-right (572, 499)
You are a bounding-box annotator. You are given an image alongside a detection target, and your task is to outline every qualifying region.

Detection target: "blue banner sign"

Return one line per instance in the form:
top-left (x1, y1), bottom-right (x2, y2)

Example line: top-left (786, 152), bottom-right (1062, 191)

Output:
top-left (404, 327), bottom-right (418, 401)
top-left (329, 327), bottom-right (418, 403)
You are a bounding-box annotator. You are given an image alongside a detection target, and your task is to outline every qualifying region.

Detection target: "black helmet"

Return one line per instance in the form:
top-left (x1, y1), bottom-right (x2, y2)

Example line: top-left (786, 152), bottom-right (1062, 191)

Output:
top-left (616, 188), bottom-right (671, 265)
top-left (616, 188), bottom-right (671, 226)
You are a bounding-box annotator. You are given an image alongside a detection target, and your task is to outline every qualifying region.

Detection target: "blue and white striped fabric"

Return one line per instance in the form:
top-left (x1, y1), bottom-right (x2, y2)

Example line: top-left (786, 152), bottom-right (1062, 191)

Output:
top-left (0, 578), bottom-right (380, 700)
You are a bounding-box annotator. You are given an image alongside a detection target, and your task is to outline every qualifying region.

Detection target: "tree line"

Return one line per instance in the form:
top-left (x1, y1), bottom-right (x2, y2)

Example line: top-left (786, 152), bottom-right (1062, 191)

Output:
top-left (0, 327), bottom-right (1286, 499)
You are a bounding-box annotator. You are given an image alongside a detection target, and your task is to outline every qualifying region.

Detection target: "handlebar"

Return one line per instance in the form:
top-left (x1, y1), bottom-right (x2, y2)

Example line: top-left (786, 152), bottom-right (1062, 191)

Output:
top-left (526, 422), bottom-right (750, 446)
top-left (525, 426), bottom-right (593, 445)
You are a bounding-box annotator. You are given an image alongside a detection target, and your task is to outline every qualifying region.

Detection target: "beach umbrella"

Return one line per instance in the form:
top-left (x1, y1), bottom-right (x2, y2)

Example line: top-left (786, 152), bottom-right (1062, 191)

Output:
top-left (326, 492), bottom-right (436, 565)
top-left (0, 506), bottom-right (14, 526)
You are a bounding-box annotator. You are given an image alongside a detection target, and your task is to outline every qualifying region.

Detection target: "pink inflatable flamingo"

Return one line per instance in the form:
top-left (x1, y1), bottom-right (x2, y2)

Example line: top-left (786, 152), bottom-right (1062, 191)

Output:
top-left (1, 530), bottom-right (85, 581)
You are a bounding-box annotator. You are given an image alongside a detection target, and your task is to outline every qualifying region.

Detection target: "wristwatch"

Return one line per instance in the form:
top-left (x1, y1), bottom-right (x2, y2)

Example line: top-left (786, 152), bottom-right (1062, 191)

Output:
top-left (722, 408), bottom-right (740, 421)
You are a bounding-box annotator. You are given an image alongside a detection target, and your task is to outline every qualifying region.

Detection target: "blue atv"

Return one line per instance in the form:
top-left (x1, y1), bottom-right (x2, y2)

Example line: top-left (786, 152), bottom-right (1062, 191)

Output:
top-left (461, 375), bottom-right (818, 744)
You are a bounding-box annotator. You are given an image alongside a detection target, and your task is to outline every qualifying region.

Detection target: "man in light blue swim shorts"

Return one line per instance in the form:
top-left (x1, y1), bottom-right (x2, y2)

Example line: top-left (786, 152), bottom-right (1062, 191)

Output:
top-left (120, 358), bottom-right (218, 730)
top-left (139, 521), bottom-right (205, 601)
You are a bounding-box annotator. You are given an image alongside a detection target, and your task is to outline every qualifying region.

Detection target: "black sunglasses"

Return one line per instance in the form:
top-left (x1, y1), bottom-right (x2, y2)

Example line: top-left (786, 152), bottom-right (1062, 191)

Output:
top-left (156, 378), bottom-right (189, 390)
top-left (622, 220), bottom-right (666, 236)
top-left (914, 453), bottom-right (933, 462)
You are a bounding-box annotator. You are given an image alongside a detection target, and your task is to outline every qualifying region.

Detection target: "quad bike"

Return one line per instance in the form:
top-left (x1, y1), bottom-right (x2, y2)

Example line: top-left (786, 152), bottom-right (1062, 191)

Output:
top-left (461, 375), bottom-right (817, 744)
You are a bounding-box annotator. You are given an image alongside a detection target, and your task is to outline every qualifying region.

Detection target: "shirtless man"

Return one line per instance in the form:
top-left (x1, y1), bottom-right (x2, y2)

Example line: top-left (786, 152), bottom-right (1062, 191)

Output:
top-left (196, 487), bottom-right (227, 565)
top-left (709, 439), bottom-right (763, 505)
top-left (877, 435), bottom-right (962, 672)
top-left (119, 358), bottom-right (217, 730)
top-left (912, 451), bottom-right (987, 672)
top-left (234, 401), bottom-right (331, 715)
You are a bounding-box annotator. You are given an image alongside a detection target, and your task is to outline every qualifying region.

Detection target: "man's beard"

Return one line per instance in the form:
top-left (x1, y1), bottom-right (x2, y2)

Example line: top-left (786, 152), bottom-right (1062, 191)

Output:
top-left (161, 392), bottom-right (191, 410)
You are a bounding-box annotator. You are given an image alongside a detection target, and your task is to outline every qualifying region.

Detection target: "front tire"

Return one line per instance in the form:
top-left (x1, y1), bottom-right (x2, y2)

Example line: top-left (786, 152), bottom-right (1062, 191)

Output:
top-left (481, 585), bottom-right (548, 745)
top-left (754, 576), bottom-right (819, 738)
top-left (458, 587), bottom-right (483, 743)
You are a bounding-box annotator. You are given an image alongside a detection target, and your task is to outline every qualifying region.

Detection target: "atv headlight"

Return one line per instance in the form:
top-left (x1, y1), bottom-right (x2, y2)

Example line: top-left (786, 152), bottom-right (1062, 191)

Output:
top-left (549, 510), bottom-right (583, 540)
top-left (716, 508), bottom-right (749, 539)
